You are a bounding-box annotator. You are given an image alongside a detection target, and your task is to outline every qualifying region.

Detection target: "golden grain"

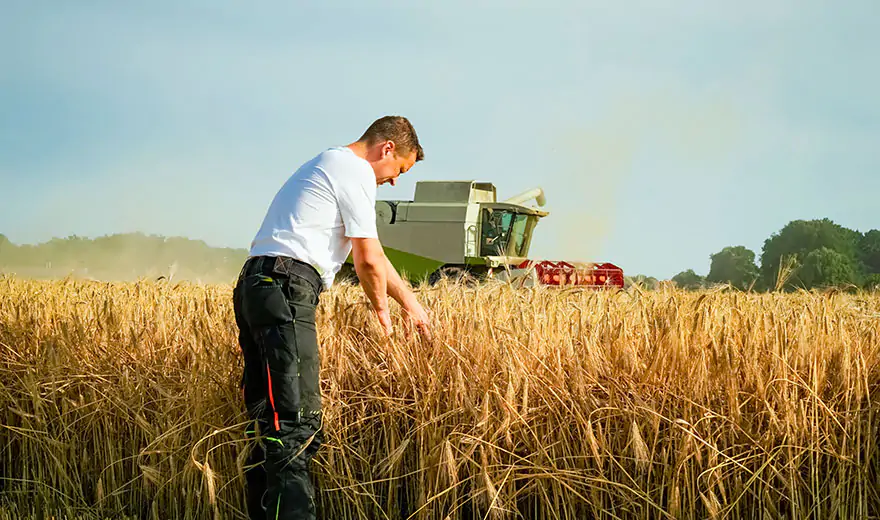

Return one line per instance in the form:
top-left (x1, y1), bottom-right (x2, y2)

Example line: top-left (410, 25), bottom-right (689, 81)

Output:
top-left (0, 276), bottom-right (878, 519)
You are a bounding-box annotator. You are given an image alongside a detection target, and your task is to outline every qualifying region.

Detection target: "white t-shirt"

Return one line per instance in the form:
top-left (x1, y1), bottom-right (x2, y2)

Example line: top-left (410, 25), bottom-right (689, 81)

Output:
top-left (249, 147), bottom-right (378, 288)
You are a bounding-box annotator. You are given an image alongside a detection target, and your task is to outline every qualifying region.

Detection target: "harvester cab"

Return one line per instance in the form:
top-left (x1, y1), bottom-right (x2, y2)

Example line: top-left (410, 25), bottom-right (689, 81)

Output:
top-left (336, 181), bottom-right (624, 288)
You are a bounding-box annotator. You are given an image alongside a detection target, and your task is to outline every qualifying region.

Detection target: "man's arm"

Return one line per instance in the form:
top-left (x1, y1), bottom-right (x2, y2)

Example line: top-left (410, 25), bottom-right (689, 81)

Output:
top-left (350, 237), bottom-right (391, 334)
top-left (384, 256), bottom-right (415, 308)
top-left (384, 256), bottom-right (432, 340)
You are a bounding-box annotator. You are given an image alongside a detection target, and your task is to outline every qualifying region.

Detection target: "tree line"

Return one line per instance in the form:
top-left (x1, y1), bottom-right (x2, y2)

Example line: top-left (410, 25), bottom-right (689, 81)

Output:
top-left (2, 218), bottom-right (878, 290)
top-left (668, 219), bottom-right (880, 291)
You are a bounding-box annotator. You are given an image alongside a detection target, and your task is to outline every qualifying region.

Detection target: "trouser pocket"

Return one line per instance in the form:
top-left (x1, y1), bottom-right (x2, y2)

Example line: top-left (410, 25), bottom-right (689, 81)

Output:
top-left (242, 275), bottom-right (293, 328)
top-left (263, 422), bottom-right (321, 520)
top-left (291, 302), bottom-right (321, 416)
top-left (241, 275), bottom-right (298, 425)
top-left (259, 324), bottom-right (302, 422)
top-left (241, 274), bottom-right (321, 424)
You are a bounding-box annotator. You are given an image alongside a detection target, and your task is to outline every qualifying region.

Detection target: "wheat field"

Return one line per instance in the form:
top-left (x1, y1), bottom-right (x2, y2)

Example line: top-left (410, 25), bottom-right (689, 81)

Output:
top-left (0, 275), bottom-right (878, 519)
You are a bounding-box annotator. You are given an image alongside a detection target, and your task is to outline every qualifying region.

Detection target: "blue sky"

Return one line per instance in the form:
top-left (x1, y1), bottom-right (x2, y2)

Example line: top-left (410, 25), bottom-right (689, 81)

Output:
top-left (2, 1), bottom-right (878, 278)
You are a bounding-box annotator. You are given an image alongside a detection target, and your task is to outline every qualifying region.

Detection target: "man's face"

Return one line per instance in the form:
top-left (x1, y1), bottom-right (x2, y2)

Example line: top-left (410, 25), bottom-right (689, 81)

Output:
top-left (372, 142), bottom-right (418, 187)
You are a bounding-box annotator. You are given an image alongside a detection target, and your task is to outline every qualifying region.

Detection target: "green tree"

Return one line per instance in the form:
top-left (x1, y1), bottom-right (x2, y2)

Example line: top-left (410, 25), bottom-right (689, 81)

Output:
top-left (707, 246), bottom-right (759, 290)
top-left (672, 269), bottom-right (705, 290)
top-left (797, 247), bottom-right (861, 289)
top-left (864, 273), bottom-right (880, 290)
top-left (627, 274), bottom-right (659, 290)
top-left (860, 229), bottom-right (880, 274)
top-left (760, 219), bottom-right (862, 289)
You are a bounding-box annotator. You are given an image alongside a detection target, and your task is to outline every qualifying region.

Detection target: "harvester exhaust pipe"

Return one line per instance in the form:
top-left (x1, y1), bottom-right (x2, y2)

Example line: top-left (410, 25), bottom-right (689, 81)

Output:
top-left (504, 187), bottom-right (546, 207)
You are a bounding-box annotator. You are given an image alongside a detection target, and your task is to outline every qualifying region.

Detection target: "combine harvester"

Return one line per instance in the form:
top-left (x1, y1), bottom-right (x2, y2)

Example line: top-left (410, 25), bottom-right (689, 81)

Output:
top-left (337, 181), bottom-right (624, 289)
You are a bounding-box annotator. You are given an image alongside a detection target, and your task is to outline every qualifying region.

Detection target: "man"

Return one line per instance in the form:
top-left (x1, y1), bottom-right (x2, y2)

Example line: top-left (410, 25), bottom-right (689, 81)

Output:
top-left (232, 116), bottom-right (431, 520)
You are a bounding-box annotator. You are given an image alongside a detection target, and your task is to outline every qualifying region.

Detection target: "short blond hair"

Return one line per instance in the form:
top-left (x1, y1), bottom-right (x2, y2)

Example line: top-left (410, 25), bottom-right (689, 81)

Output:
top-left (359, 116), bottom-right (424, 161)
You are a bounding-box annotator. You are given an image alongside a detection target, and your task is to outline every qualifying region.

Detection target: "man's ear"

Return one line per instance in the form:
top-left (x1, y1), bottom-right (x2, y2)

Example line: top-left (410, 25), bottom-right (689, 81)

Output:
top-left (382, 140), bottom-right (395, 157)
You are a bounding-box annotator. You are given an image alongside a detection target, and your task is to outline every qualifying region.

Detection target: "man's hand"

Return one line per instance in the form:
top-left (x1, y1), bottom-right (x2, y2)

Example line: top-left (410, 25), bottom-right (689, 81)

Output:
top-left (384, 256), bottom-right (432, 341)
top-left (351, 238), bottom-right (433, 340)
top-left (377, 308), bottom-right (394, 337)
top-left (401, 297), bottom-right (432, 341)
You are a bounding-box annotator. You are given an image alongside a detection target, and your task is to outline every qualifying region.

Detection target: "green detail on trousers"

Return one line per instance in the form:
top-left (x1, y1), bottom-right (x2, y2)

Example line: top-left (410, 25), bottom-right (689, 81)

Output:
top-left (245, 431), bottom-right (284, 446)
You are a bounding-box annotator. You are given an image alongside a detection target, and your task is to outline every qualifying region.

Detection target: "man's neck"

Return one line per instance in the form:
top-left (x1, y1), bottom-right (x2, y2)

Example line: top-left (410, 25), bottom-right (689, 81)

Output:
top-left (346, 141), bottom-right (369, 160)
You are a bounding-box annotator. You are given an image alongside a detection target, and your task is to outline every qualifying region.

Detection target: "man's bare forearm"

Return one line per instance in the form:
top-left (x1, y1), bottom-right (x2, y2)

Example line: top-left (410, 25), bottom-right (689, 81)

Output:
top-left (385, 256), bottom-right (418, 308)
top-left (383, 256), bottom-right (431, 339)
top-left (355, 256), bottom-right (389, 314)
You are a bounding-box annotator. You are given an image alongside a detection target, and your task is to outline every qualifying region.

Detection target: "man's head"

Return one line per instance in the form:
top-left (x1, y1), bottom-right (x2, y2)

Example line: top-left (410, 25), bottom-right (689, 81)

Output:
top-left (356, 116), bottom-right (424, 186)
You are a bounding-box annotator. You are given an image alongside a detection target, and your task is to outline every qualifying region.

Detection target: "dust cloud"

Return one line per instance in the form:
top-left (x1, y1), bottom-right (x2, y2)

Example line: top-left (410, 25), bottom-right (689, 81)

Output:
top-left (0, 233), bottom-right (247, 285)
top-left (533, 91), bottom-right (741, 268)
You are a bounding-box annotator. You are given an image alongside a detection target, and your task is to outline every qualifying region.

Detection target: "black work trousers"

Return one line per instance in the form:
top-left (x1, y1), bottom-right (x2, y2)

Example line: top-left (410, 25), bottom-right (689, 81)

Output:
top-left (233, 255), bottom-right (324, 520)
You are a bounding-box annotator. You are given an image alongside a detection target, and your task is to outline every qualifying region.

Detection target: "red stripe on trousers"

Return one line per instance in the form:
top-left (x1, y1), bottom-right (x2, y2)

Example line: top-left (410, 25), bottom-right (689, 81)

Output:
top-left (265, 363), bottom-right (280, 430)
